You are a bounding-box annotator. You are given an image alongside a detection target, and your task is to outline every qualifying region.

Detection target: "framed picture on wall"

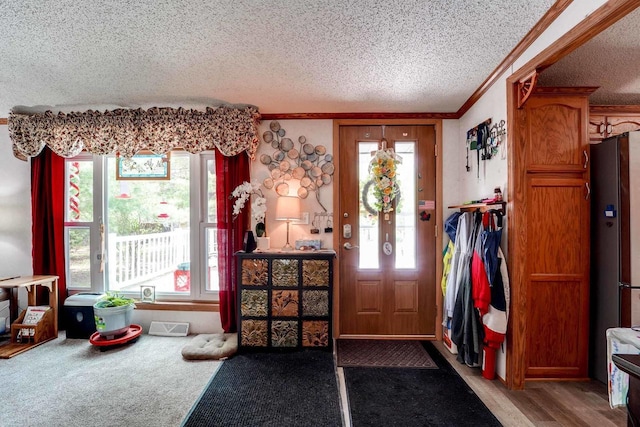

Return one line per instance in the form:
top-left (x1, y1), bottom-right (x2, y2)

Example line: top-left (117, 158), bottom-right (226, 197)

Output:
top-left (116, 151), bottom-right (171, 180)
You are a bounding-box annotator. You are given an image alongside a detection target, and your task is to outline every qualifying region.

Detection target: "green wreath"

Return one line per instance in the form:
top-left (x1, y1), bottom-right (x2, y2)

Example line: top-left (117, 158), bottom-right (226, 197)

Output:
top-left (361, 179), bottom-right (400, 216)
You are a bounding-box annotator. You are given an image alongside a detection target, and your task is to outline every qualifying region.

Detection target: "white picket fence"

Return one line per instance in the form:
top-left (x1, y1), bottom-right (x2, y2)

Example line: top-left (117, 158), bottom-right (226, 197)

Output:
top-left (108, 230), bottom-right (190, 289)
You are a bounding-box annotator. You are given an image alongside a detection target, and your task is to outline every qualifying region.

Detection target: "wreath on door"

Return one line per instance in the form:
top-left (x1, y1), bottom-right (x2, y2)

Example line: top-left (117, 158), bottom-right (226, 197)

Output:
top-left (362, 178), bottom-right (401, 216)
top-left (365, 148), bottom-right (402, 214)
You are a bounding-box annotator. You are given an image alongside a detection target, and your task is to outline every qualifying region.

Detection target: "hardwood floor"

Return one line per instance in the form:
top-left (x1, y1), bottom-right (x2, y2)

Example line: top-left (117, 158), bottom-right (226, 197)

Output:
top-left (434, 342), bottom-right (627, 426)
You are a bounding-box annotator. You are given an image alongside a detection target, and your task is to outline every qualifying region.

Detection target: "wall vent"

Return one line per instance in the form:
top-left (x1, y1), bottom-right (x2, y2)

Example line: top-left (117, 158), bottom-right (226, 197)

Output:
top-left (148, 321), bottom-right (190, 337)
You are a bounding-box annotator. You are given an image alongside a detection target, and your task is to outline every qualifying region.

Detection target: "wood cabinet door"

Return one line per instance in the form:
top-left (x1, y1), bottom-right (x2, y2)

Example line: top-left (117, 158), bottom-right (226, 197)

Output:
top-left (513, 88), bottom-right (592, 382)
top-left (524, 176), bottom-right (590, 379)
top-left (524, 93), bottom-right (589, 173)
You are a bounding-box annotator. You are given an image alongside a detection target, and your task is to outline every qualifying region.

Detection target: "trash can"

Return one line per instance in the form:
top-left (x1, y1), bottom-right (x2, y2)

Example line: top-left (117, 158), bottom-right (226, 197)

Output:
top-left (64, 293), bottom-right (105, 338)
top-left (482, 346), bottom-right (497, 380)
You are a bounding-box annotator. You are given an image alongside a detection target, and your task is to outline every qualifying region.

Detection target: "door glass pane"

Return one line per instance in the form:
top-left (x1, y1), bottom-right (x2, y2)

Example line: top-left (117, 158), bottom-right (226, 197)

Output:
top-left (106, 152), bottom-right (191, 294)
top-left (206, 228), bottom-right (219, 291)
top-left (395, 142), bottom-right (416, 269)
top-left (359, 142), bottom-right (379, 269)
top-left (66, 160), bottom-right (93, 222)
top-left (67, 227), bottom-right (91, 289)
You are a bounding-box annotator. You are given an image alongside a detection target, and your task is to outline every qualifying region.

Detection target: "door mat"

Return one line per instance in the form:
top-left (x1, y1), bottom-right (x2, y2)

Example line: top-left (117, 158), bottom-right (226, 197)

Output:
top-left (336, 339), bottom-right (437, 369)
top-left (182, 350), bottom-right (342, 427)
top-left (344, 342), bottom-right (501, 426)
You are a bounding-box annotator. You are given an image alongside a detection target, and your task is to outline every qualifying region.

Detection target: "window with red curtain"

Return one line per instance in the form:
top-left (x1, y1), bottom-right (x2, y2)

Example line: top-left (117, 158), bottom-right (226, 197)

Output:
top-left (215, 151), bottom-right (250, 333)
top-left (33, 147), bottom-right (249, 333)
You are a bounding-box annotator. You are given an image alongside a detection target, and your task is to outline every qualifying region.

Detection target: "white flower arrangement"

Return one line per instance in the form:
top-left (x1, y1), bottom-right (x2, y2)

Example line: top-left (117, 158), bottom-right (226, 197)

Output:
top-left (231, 181), bottom-right (266, 224)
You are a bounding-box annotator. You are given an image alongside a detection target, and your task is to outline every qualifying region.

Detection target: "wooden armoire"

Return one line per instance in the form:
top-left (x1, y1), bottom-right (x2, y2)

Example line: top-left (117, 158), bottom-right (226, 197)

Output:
top-left (511, 87), bottom-right (595, 381)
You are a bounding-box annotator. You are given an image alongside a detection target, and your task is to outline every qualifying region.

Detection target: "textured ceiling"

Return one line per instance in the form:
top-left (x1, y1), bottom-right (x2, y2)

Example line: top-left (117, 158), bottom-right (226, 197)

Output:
top-left (538, 6), bottom-right (640, 105)
top-left (0, 0), bottom-right (556, 117)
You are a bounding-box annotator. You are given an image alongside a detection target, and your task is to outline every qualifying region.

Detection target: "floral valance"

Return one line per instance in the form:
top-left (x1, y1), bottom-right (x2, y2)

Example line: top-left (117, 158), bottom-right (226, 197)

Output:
top-left (8, 105), bottom-right (261, 160)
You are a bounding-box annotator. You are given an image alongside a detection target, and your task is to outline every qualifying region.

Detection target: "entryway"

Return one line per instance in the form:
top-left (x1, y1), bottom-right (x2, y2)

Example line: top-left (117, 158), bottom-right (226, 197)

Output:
top-left (336, 123), bottom-right (439, 336)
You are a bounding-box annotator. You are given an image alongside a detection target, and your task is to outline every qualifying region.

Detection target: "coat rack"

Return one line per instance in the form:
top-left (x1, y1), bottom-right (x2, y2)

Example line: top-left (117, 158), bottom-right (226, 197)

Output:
top-left (448, 201), bottom-right (506, 215)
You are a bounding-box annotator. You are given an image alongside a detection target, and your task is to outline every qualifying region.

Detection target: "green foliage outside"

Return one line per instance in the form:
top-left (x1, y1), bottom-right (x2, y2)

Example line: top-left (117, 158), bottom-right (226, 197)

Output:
top-left (67, 154), bottom-right (193, 250)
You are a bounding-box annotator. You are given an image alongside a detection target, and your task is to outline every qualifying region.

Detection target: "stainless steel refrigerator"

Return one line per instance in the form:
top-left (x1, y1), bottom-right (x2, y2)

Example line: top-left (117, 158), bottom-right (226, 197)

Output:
top-left (590, 131), bottom-right (640, 383)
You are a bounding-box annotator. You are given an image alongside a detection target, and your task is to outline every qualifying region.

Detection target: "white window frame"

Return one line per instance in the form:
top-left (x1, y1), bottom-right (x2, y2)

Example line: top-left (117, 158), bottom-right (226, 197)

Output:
top-left (64, 151), bottom-right (218, 302)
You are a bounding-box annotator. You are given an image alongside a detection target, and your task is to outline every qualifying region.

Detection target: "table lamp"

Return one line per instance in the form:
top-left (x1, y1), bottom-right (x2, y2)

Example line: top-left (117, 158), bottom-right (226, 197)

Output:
top-left (275, 196), bottom-right (301, 251)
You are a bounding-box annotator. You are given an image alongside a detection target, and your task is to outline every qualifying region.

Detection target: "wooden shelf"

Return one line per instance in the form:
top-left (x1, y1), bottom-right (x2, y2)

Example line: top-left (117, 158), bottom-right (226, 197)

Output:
top-left (448, 201), bottom-right (506, 214)
top-left (0, 275), bottom-right (59, 359)
top-left (0, 308), bottom-right (56, 358)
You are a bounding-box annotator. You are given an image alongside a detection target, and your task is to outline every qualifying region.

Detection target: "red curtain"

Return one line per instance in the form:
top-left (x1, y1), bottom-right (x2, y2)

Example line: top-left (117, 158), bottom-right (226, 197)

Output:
top-left (31, 147), bottom-right (67, 313)
top-left (215, 151), bottom-right (250, 333)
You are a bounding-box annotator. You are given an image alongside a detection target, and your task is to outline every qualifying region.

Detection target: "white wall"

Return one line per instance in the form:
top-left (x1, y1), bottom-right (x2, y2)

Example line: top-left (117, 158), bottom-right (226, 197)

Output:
top-left (0, 128), bottom-right (33, 309)
top-left (0, 128), bottom-right (33, 279)
top-left (132, 309), bottom-right (221, 335)
top-left (251, 119), bottom-right (334, 250)
top-left (441, 119), bottom-right (461, 223)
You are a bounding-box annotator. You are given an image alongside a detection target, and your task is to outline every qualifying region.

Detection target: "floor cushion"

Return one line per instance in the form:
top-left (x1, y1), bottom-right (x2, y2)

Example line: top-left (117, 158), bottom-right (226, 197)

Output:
top-left (181, 333), bottom-right (238, 360)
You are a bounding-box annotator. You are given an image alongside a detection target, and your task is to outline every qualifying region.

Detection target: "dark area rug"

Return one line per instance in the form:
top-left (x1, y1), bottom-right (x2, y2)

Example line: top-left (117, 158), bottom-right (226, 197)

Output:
top-left (182, 350), bottom-right (342, 427)
top-left (337, 339), bottom-right (437, 368)
top-left (344, 342), bottom-right (502, 427)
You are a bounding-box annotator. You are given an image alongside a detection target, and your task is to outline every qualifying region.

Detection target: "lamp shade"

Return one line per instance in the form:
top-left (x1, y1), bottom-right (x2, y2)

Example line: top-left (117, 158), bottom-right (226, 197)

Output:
top-left (275, 196), bottom-right (301, 221)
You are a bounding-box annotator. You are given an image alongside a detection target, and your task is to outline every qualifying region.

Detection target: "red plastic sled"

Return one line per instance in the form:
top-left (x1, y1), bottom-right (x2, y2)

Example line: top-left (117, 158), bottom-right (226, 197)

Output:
top-left (89, 324), bottom-right (142, 349)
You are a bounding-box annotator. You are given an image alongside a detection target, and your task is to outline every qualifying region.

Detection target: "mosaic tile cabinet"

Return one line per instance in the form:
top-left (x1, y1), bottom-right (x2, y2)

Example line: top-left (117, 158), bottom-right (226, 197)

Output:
top-left (236, 250), bottom-right (335, 350)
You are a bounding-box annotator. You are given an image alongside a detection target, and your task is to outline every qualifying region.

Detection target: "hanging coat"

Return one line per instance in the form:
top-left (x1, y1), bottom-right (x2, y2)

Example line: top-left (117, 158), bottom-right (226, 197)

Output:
top-left (482, 248), bottom-right (510, 350)
top-left (472, 211), bottom-right (502, 316)
top-left (451, 211), bottom-right (483, 367)
top-left (482, 211), bottom-right (503, 287)
top-left (444, 212), bottom-right (473, 322)
top-left (471, 222), bottom-right (491, 316)
top-left (441, 212), bottom-right (462, 297)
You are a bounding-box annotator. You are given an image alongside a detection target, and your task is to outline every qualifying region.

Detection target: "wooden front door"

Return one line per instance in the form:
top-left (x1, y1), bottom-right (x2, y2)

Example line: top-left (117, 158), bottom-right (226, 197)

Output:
top-left (338, 124), bottom-right (437, 336)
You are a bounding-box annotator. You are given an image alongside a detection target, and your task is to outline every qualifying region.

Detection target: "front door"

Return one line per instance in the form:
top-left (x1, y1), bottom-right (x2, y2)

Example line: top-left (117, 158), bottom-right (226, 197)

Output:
top-left (338, 124), bottom-right (437, 336)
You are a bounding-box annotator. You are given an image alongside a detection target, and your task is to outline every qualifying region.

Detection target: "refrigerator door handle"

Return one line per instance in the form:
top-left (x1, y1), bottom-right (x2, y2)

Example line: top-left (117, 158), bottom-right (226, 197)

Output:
top-left (585, 182), bottom-right (591, 200)
top-left (583, 150), bottom-right (589, 169)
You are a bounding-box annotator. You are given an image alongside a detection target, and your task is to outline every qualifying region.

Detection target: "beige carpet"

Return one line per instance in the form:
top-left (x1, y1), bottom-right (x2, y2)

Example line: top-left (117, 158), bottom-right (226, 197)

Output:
top-left (336, 339), bottom-right (437, 369)
top-left (1, 331), bottom-right (220, 427)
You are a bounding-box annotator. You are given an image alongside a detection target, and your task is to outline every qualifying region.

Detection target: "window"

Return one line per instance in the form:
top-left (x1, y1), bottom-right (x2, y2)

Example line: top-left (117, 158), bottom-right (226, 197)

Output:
top-left (64, 151), bottom-right (218, 301)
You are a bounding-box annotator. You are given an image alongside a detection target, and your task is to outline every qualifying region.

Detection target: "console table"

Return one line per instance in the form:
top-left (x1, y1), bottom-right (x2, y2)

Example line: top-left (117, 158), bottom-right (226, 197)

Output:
top-left (236, 250), bottom-right (335, 350)
top-left (0, 275), bottom-right (59, 358)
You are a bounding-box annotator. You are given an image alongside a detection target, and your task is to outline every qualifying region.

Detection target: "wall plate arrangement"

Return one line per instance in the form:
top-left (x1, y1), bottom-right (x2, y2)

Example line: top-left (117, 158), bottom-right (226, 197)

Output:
top-left (140, 285), bottom-right (155, 303)
top-left (260, 121), bottom-right (333, 211)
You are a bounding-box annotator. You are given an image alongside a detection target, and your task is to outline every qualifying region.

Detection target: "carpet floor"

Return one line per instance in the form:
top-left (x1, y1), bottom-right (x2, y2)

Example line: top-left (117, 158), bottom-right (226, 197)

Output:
top-left (337, 339), bottom-right (437, 368)
top-left (344, 342), bottom-right (502, 427)
top-left (182, 350), bottom-right (342, 427)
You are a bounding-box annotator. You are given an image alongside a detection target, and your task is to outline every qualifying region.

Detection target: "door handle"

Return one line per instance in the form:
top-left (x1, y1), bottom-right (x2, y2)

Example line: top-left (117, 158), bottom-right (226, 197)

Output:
top-left (585, 182), bottom-right (591, 200)
top-left (343, 242), bottom-right (359, 250)
top-left (583, 150), bottom-right (588, 169)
